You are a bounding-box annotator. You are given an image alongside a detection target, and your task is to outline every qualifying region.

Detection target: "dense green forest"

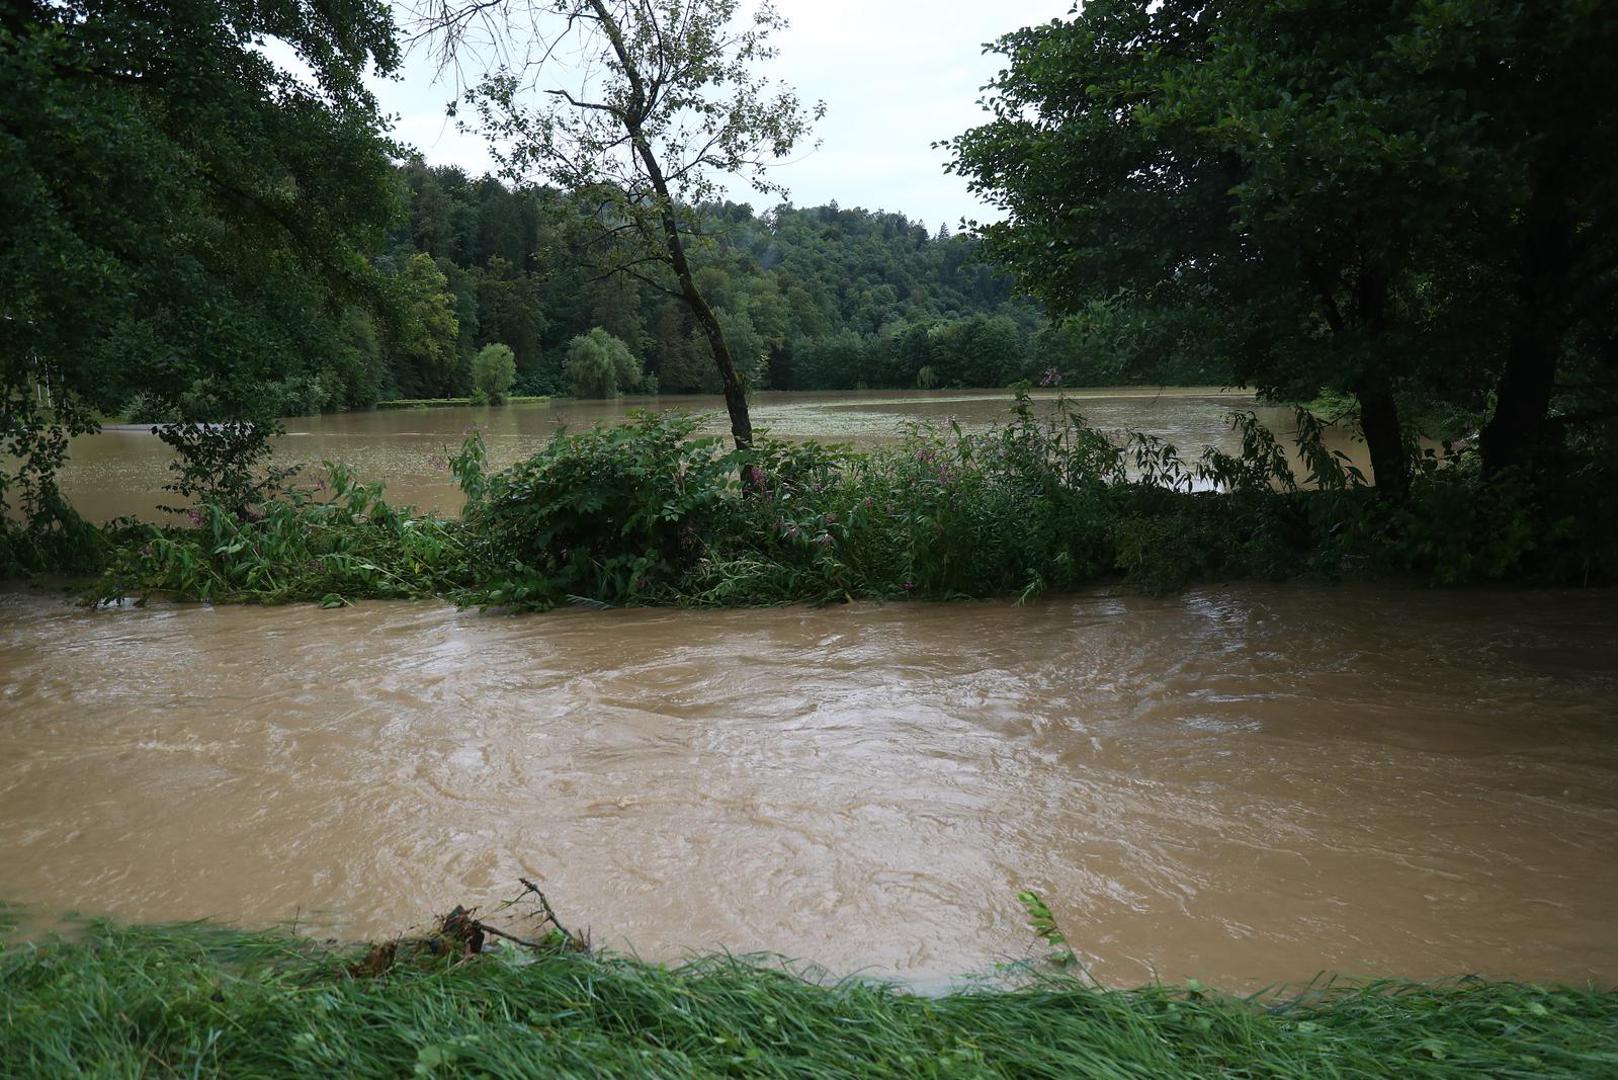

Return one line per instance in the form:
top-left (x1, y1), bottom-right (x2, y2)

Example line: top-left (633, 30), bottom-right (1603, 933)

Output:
top-left (82, 152), bottom-right (1224, 419)
top-left (378, 165), bottom-right (1068, 402)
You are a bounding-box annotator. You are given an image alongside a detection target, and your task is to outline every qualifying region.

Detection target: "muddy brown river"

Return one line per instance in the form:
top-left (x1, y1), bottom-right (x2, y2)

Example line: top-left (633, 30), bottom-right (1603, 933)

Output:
top-left (2, 584), bottom-right (1615, 990)
top-left (57, 387), bottom-right (1341, 521)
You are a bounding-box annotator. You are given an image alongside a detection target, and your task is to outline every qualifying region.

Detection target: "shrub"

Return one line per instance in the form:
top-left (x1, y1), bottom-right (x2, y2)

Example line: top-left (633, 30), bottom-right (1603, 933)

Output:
top-left (471, 343), bottom-right (517, 404)
top-left (153, 420), bottom-right (297, 521)
top-left (121, 392), bottom-right (181, 426)
top-left (77, 389), bottom-right (1618, 608)
top-left (457, 412), bottom-right (736, 610)
top-left (564, 328), bottom-right (642, 398)
top-left (93, 464), bottom-right (467, 606)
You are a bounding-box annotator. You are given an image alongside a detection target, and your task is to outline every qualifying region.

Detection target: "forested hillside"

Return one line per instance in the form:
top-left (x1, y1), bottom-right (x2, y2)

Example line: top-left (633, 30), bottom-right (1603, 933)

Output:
top-left (155, 160), bottom-right (1228, 419)
top-left (87, 167), bottom-right (1068, 421)
top-left (92, 157), bottom-right (1201, 420)
top-left (378, 162), bottom-right (1072, 402)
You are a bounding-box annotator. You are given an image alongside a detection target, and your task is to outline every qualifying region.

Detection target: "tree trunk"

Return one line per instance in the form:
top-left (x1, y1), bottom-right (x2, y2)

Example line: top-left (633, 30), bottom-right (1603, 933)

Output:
top-left (637, 149), bottom-right (753, 451)
top-left (1479, 322), bottom-right (1560, 479)
top-left (1481, 161), bottom-right (1571, 479)
top-left (590, 0), bottom-right (753, 451)
top-left (1354, 376), bottom-right (1409, 499)
top-left (1347, 264), bottom-right (1409, 498)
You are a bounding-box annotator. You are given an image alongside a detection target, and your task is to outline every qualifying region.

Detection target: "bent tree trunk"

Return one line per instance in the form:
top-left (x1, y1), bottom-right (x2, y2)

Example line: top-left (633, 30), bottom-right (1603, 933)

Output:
top-left (642, 173), bottom-right (752, 451)
top-left (590, 0), bottom-right (753, 451)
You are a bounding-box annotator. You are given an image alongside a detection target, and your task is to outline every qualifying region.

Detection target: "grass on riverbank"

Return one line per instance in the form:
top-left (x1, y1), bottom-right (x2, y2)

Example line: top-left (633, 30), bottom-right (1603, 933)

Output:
top-left (2, 919), bottom-right (1614, 1079)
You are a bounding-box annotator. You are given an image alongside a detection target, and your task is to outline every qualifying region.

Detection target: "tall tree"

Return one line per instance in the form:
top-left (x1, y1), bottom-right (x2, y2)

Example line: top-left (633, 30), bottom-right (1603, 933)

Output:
top-left (946, 0), bottom-right (1425, 493)
top-left (420, 0), bottom-right (821, 449)
top-left (1401, 1), bottom-right (1618, 477)
top-left (1171, 0), bottom-right (1618, 485)
top-left (949, 0), bottom-right (1618, 493)
top-left (386, 253), bottom-right (463, 397)
top-left (0, 0), bottom-right (401, 516)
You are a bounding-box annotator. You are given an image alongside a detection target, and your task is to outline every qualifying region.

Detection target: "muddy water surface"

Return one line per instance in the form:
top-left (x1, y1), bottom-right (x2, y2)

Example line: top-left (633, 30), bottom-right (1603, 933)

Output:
top-left (2, 585), bottom-right (1614, 989)
top-left (60, 387), bottom-right (1320, 521)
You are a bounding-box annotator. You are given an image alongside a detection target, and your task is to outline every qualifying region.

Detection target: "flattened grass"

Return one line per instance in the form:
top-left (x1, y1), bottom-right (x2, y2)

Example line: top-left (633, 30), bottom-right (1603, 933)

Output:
top-left (2, 920), bottom-right (1614, 1078)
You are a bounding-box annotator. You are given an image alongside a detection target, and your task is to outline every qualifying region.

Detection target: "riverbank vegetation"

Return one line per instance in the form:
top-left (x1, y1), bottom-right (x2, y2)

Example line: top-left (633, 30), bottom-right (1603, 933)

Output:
top-left (66, 390), bottom-right (1613, 609)
top-left (2, 914), bottom-right (1614, 1079)
top-left (4, 0), bottom-right (1615, 585)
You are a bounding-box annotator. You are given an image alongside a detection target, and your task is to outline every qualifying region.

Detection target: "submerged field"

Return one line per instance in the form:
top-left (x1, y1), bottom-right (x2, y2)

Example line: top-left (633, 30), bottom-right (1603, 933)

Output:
top-left (3, 918), bottom-right (1615, 1079)
top-left (53, 388), bottom-right (1267, 521)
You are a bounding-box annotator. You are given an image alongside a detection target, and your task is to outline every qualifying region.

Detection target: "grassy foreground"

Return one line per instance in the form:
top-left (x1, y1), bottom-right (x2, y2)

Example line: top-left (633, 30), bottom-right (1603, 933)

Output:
top-left (2, 920), bottom-right (1615, 1079)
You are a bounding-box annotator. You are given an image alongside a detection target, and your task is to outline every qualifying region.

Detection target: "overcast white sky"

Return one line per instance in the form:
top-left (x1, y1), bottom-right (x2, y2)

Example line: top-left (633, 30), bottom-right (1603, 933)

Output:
top-left (376, 1), bottom-right (1071, 227)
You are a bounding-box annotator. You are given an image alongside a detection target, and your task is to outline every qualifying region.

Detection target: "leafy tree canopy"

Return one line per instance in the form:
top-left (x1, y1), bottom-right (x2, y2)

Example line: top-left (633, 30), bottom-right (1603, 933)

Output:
top-left (565, 327), bottom-right (643, 398)
top-left (0, 0), bottom-right (402, 515)
top-left (472, 343), bottom-right (518, 403)
top-left (423, 0), bottom-right (824, 448)
top-left (948, 0), bottom-right (1618, 492)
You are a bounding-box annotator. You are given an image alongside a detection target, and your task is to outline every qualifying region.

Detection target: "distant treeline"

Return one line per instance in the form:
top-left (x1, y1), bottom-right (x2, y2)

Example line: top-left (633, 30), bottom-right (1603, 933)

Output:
top-left (238, 162), bottom-right (1217, 418)
top-left (368, 163), bottom-right (1215, 405)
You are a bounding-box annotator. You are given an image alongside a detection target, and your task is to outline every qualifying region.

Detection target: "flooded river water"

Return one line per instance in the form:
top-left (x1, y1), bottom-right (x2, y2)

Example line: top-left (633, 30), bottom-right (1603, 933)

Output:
top-left (2, 584), bottom-right (1615, 990)
top-left (58, 387), bottom-right (1322, 520)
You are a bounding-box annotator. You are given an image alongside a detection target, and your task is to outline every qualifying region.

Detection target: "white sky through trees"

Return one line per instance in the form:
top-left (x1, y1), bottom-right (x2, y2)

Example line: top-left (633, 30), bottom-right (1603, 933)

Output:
top-left (377, 1), bottom-right (1069, 227)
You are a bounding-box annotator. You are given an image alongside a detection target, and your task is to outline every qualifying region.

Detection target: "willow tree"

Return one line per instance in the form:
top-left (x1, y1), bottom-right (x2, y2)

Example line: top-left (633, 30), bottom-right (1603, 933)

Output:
top-left (419, 0), bottom-right (821, 449)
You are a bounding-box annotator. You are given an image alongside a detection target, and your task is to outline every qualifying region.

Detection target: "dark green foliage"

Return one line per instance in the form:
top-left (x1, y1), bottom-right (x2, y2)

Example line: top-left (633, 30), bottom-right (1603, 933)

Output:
top-left (0, 396), bottom-right (119, 578)
top-left (87, 397), bottom-right (1617, 608)
top-left (0, 0), bottom-right (402, 444)
top-left (92, 467), bottom-right (467, 607)
top-left (386, 172), bottom-right (1050, 394)
top-left (0, 0), bottom-right (403, 549)
top-left (2, 920), bottom-right (1615, 1078)
top-left (383, 253), bottom-right (463, 399)
top-left (154, 422), bottom-right (297, 521)
top-left (0, 502), bottom-right (118, 581)
top-left (947, 0), bottom-right (1618, 491)
top-left (457, 415), bottom-right (736, 610)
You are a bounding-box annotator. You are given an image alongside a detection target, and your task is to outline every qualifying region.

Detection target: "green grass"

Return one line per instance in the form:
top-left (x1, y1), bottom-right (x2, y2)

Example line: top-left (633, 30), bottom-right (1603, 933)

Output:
top-left (1, 920), bottom-right (1613, 1078)
top-left (374, 396), bottom-right (551, 410)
